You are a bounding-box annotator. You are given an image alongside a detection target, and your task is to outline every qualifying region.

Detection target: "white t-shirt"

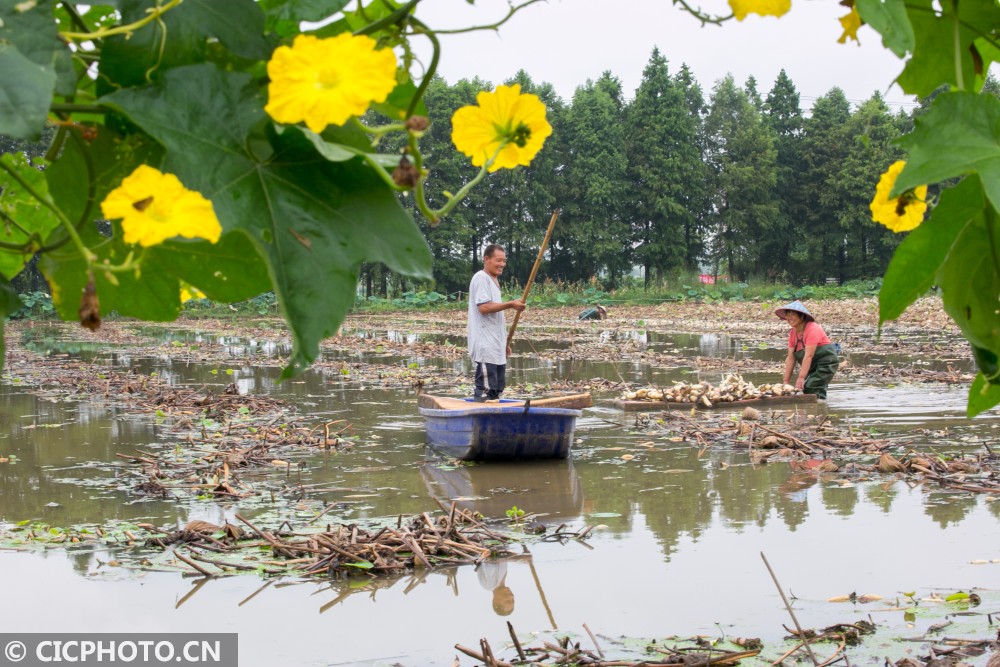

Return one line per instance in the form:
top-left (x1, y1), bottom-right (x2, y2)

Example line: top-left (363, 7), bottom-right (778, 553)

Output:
top-left (467, 270), bottom-right (506, 365)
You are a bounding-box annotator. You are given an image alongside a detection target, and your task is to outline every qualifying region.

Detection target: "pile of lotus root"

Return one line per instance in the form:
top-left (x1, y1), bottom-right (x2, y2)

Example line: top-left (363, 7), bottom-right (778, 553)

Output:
top-left (621, 374), bottom-right (802, 407)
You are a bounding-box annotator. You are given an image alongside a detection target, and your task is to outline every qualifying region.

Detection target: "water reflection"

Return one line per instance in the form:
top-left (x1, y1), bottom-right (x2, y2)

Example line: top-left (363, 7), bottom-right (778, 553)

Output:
top-left (476, 560), bottom-right (514, 616)
top-left (4, 323), bottom-right (1000, 665)
top-left (419, 459), bottom-right (583, 523)
top-left (349, 329), bottom-right (467, 348)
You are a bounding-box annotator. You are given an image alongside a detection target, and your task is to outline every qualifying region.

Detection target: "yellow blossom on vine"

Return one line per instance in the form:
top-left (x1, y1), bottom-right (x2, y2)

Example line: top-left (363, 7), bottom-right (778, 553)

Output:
top-left (870, 161), bottom-right (928, 232)
top-left (265, 33), bottom-right (397, 132)
top-left (180, 285), bottom-right (207, 303)
top-left (728, 0), bottom-right (791, 21)
top-left (451, 84), bottom-right (552, 173)
top-left (837, 6), bottom-right (862, 44)
top-left (101, 165), bottom-right (222, 247)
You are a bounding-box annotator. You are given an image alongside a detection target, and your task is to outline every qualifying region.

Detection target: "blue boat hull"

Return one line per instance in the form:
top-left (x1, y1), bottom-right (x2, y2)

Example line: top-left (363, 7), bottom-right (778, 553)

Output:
top-left (418, 400), bottom-right (581, 461)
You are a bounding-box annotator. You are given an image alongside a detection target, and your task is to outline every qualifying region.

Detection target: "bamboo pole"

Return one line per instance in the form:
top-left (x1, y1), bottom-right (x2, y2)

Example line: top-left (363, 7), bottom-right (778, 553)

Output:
top-left (761, 552), bottom-right (821, 667)
top-left (506, 209), bottom-right (560, 349)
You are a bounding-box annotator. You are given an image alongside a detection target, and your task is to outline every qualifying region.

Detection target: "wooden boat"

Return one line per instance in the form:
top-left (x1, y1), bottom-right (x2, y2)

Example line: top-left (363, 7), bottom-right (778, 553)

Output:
top-left (417, 393), bottom-right (592, 410)
top-left (417, 393), bottom-right (591, 461)
top-left (614, 393), bottom-right (817, 412)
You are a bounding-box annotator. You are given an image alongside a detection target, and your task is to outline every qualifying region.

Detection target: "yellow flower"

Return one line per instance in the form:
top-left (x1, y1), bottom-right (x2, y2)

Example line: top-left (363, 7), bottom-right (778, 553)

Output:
top-left (451, 84), bottom-right (552, 173)
top-left (870, 161), bottom-right (928, 232)
top-left (728, 0), bottom-right (791, 21)
top-left (265, 33), bottom-right (397, 132)
top-left (101, 165), bottom-right (222, 247)
top-left (180, 285), bottom-right (206, 303)
top-left (837, 6), bottom-right (862, 44)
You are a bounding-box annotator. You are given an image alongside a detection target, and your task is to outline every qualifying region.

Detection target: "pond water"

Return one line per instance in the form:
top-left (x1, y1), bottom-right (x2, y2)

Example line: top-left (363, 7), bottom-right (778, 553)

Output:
top-left (1, 324), bottom-right (998, 666)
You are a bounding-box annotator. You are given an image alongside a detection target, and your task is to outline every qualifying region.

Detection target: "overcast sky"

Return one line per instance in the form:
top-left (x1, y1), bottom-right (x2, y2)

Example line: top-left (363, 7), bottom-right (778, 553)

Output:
top-left (411, 0), bottom-right (922, 112)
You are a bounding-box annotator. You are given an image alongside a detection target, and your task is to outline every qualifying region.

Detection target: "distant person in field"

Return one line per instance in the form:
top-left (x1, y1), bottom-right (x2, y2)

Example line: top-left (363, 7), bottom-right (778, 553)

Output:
top-left (775, 301), bottom-right (839, 400)
top-left (467, 244), bottom-right (525, 402)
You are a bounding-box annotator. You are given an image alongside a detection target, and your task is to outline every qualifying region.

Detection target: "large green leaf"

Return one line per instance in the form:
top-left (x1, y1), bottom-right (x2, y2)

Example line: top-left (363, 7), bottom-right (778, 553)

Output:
top-left (0, 153), bottom-right (61, 280)
top-left (148, 233), bottom-right (272, 302)
top-left (936, 206), bottom-right (1000, 417)
top-left (40, 122), bottom-right (167, 321)
top-left (373, 79), bottom-right (429, 121)
top-left (968, 371), bottom-right (1000, 417)
top-left (894, 0), bottom-right (1000, 98)
top-left (41, 225), bottom-right (273, 322)
top-left (0, 277), bottom-right (16, 315)
top-left (0, 44), bottom-right (57, 140)
top-left (975, 37), bottom-right (1000, 85)
top-left (38, 123), bottom-right (269, 322)
top-left (102, 63), bottom-right (432, 376)
top-left (936, 212), bottom-right (1000, 362)
top-left (99, 0), bottom-right (271, 91)
top-left (40, 221), bottom-right (179, 322)
top-left (45, 124), bottom-right (164, 227)
top-left (0, 0), bottom-right (74, 95)
top-left (856, 0), bottom-right (914, 58)
top-left (260, 0), bottom-right (350, 24)
top-left (300, 128), bottom-right (401, 167)
top-left (895, 92), bottom-right (1000, 211)
top-left (879, 176), bottom-right (983, 326)
top-left (313, 1), bottom-right (396, 37)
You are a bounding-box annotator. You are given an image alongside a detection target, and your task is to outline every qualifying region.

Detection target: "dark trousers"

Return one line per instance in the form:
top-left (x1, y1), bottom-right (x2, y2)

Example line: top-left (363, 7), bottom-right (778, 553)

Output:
top-left (794, 344), bottom-right (839, 399)
top-left (474, 362), bottom-right (506, 400)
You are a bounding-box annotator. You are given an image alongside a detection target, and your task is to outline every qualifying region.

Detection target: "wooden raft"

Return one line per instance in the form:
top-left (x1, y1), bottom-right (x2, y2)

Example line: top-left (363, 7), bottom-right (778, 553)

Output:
top-left (417, 392), bottom-right (593, 411)
top-left (614, 393), bottom-right (817, 412)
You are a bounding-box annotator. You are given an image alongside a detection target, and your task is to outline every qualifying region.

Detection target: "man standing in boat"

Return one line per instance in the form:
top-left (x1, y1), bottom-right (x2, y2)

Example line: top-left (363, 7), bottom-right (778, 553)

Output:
top-left (468, 244), bottom-right (526, 402)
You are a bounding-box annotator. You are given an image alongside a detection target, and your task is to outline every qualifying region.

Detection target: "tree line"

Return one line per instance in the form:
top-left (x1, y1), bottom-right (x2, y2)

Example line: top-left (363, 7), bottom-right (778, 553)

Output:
top-left (364, 50), bottom-right (999, 299)
top-left (5, 49), bottom-right (994, 301)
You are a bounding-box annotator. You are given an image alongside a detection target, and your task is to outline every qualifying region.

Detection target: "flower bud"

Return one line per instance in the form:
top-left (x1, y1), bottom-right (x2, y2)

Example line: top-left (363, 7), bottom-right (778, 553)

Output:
top-left (79, 276), bottom-right (101, 331)
top-left (405, 116), bottom-right (430, 134)
top-left (392, 155), bottom-right (420, 189)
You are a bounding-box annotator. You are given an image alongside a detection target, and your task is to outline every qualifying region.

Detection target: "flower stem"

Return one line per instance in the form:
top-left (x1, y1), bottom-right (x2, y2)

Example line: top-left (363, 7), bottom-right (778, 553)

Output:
top-left (354, 0), bottom-right (420, 37)
top-left (409, 134), bottom-right (437, 225)
top-left (50, 103), bottom-right (106, 114)
top-left (431, 163), bottom-right (489, 220)
top-left (430, 0), bottom-right (554, 34)
top-left (952, 0), bottom-right (963, 90)
top-left (671, 0), bottom-right (733, 26)
top-left (60, 2), bottom-right (92, 34)
top-left (428, 143), bottom-right (507, 221)
top-left (352, 118), bottom-right (406, 138)
top-left (0, 209), bottom-right (40, 251)
top-left (985, 203), bottom-right (1000, 287)
top-left (0, 157), bottom-right (96, 265)
top-left (406, 18), bottom-right (440, 119)
top-left (60, 0), bottom-right (182, 40)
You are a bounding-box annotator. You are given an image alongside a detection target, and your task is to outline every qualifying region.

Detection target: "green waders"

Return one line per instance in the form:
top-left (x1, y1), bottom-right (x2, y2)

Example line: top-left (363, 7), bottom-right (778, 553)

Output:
top-left (794, 343), bottom-right (839, 399)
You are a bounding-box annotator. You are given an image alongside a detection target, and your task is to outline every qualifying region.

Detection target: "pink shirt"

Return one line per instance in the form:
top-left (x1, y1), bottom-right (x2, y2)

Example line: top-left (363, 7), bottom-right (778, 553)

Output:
top-left (788, 321), bottom-right (831, 351)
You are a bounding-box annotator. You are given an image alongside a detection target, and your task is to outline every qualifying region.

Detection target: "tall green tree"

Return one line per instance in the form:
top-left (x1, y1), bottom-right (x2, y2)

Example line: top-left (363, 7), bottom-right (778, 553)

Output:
top-left (744, 75), bottom-right (763, 110)
top-left (797, 88), bottom-right (853, 282)
top-left (623, 49), bottom-right (703, 286)
top-left (825, 94), bottom-right (905, 281)
top-left (674, 64), bottom-right (709, 271)
top-left (555, 72), bottom-right (631, 285)
top-left (762, 70), bottom-right (806, 279)
top-left (703, 75), bottom-right (779, 280)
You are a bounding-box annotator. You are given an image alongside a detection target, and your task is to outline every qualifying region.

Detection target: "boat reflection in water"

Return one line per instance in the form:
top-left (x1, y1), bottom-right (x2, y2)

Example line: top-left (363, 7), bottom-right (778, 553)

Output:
top-left (419, 458), bottom-right (584, 524)
top-left (420, 458), bottom-right (579, 625)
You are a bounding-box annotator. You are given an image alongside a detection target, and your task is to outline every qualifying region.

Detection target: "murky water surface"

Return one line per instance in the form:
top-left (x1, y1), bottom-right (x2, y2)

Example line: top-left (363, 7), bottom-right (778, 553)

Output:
top-left (1, 324), bottom-right (998, 666)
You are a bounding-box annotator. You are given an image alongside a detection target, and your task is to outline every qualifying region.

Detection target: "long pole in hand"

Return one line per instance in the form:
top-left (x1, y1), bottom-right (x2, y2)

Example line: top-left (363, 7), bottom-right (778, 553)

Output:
top-left (506, 209), bottom-right (560, 349)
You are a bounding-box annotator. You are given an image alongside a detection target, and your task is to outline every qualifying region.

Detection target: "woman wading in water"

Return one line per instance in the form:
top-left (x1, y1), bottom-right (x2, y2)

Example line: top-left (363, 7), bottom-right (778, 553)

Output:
top-left (776, 300), bottom-right (839, 400)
